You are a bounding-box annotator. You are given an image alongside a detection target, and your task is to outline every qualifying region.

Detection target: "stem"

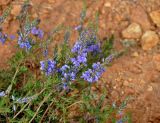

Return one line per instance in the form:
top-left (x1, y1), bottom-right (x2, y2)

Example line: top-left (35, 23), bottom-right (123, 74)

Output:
top-left (39, 98), bottom-right (55, 123)
top-left (66, 101), bottom-right (83, 109)
top-left (13, 88), bottom-right (45, 119)
top-left (6, 64), bottom-right (20, 95)
top-left (29, 92), bottom-right (52, 123)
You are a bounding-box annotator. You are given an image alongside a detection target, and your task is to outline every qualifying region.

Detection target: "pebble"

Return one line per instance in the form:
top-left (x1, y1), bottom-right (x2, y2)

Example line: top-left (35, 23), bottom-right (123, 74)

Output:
top-left (122, 23), bottom-right (142, 39)
top-left (132, 52), bottom-right (139, 57)
top-left (104, 2), bottom-right (111, 8)
top-left (147, 85), bottom-right (153, 92)
top-left (150, 10), bottom-right (160, 27)
top-left (141, 31), bottom-right (159, 50)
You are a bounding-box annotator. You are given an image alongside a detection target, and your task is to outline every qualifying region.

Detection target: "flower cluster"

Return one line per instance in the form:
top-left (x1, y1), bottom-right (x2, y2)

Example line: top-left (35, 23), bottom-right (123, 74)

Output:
top-left (40, 59), bottom-right (57, 76)
top-left (60, 65), bottom-right (77, 81)
top-left (31, 27), bottom-right (44, 39)
top-left (71, 31), bottom-right (100, 55)
top-left (40, 30), bottom-right (109, 84)
top-left (18, 35), bottom-right (32, 51)
top-left (70, 52), bottom-right (87, 67)
top-left (81, 62), bottom-right (105, 83)
top-left (70, 30), bottom-right (100, 68)
top-left (17, 26), bottom-right (43, 51)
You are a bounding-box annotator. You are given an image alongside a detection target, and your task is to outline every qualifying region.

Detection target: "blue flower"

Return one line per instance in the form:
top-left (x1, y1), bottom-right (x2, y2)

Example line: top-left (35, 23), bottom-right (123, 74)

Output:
top-left (9, 34), bottom-right (15, 40)
top-left (31, 27), bottom-right (39, 35)
top-left (74, 25), bottom-right (82, 31)
top-left (70, 58), bottom-right (80, 67)
top-left (0, 91), bottom-right (6, 97)
top-left (87, 44), bottom-right (101, 53)
top-left (71, 30), bottom-right (101, 57)
top-left (60, 65), bottom-right (70, 72)
top-left (81, 62), bottom-right (105, 83)
top-left (0, 32), bottom-right (7, 44)
top-left (77, 53), bottom-right (87, 63)
top-left (70, 52), bottom-right (87, 67)
top-left (31, 27), bottom-right (44, 39)
top-left (40, 59), bottom-right (56, 76)
top-left (70, 72), bottom-right (76, 80)
top-left (60, 65), bottom-right (77, 81)
top-left (38, 29), bottom-right (44, 39)
top-left (71, 42), bottom-right (82, 53)
top-left (18, 36), bottom-right (32, 51)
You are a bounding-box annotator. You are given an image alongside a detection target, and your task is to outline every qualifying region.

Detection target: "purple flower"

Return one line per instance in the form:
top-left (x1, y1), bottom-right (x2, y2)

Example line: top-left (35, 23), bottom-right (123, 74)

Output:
top-left (0, 32), bottom-right (7, 44)
top-left (74, 25), bottom-right (82, 31)
top-left (31, 27), bottom-right (39, 35)
top-left (70, 72), bottom-right (76, 80)
top-left (31, 27), bottom-right (44, 39)
top-left (40, 59), bottom-right (56, 76)
top-left (71, 42), bottom-right (82, 53)
top-left (87, 44), bottom-right (101, 53)
top-left (9, 35), bottom-right (15, 40)
top-left (70, 52), bottom-right (87, 67)
top-left (71, 30), bottom-right (100, 56)
top-left (38, 29), bottom-right (44, 38)
top-left (18, 34), bottom-right (32, 51)
top-left (81, 62), bottom-right (105, 83)
top-left (77, 53), bottom-right (87, 63)
top-left (60, 65), bottom-right (70, 71)
top-left (60, 64), bottom-right (77, 81)
top-left (70, 58), bottom-right (80, 67)
top-left (18, 37), bottom-right (32, 51)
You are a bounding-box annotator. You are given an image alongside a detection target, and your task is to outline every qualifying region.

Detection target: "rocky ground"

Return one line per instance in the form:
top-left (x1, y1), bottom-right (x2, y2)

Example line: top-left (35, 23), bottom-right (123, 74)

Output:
top-left (0, 0), bottom-right (160, 122)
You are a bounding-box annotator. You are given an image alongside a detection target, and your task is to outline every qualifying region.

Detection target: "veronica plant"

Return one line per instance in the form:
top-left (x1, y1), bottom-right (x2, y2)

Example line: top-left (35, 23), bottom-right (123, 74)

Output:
top-left (0, 1), bottom-right (131, 122)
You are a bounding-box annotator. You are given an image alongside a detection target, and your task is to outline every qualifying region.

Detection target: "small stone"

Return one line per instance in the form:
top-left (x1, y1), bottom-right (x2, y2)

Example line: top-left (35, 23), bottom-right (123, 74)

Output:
top-left (122, 23), bottom-right (142, 39)
top-left (104, 2), bottom-right (111, 7)
top-left (11, 5), bottom-right (21, 16)
top-left (140, 80), bottom-right (145, 85)
top-left (141, 31), bottom-right (159, 50)
top-left (147, 85), bottom-right (153, 92)
top-left (132, 52), bottom-right (139, 57)
top-left (150, 10), bottom-right (160, 27)
top-left (128, 78), bottom-right (133, 82)
top-left (113, 86), bottom-right (117, 89)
